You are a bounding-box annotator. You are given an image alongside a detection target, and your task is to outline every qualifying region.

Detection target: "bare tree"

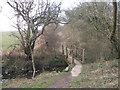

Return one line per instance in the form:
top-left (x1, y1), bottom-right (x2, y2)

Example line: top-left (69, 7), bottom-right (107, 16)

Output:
top-left (86, 1), bottom-right (120, 59)
top-left (7, 0), bottom-right (61, 78)
top-left (65, 1), bottom-right (120, 61)
top-left (89, 1), bottom-right (120, 58)
top-left (110, 1), bottom-right (120, 58)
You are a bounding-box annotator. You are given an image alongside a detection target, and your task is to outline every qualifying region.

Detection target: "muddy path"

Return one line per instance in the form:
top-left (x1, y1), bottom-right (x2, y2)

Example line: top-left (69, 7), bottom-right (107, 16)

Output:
top-left (47, 73), bottom-right (74, 88)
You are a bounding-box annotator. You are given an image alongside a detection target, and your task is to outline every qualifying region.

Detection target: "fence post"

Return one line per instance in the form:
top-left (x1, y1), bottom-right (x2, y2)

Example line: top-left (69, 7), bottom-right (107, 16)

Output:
top-left (82, 49), bottom-right (85, 63)
top-left (62, 45), bottom-right (64, 55)
top-left (76, 47), bottom-right (77, 57)
top-left (66, 46), bottom-right (68, 59)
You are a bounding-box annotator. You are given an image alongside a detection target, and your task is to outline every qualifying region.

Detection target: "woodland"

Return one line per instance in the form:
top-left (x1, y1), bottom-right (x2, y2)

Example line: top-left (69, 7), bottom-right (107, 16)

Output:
top-left (1, 0), bottom-right (119, 88)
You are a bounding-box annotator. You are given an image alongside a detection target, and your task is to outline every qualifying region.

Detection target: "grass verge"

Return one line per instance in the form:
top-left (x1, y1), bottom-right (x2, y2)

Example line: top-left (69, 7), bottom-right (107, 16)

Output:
top-left (1, 31), bottom-right (18, 51)
top-left (2, 71), bottom-right (68, 88)
top-left (66, 59), bottom-right (118, 88)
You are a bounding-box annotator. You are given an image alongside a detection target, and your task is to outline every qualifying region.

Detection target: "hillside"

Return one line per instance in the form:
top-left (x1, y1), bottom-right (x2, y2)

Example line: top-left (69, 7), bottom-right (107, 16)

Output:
top-left (67, 59), bottom-right (118, 88)
top-left (1, 1), bottom-right (119, 88)
top-left (1, 31), bottom-right (18, 51)
top-left (2, 59), bottom-right (118, 88)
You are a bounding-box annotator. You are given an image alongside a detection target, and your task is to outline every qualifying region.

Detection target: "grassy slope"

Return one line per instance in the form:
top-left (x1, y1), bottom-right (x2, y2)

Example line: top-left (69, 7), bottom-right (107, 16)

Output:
top-left (1, 31), bottom-right (18, 51)
top-left (2, 59), bottom-right (118, 88)
top-left (2, 72), bottom-right (68, 88)
top-left (67, 59), bottom-right (118, 88)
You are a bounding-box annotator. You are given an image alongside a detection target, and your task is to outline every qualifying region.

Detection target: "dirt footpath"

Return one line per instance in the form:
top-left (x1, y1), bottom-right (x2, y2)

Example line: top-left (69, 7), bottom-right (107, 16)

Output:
top-left (47, 73), bottom-right (74, 88)
top-left (47, 59), bottom-right (82, 88)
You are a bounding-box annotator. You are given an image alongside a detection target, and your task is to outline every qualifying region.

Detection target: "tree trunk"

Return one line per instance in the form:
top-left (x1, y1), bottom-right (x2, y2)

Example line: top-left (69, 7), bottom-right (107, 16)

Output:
top-left (110, 1), bottom-right (117, 40)
top-left (24, 46), bottom-right (32, 61)
top-left (25, 46), bottom-right (36, 78)
top-left (26, 53), bottom-right (32, 61)
top-left (30, 46), bottom-right (36, 78)
top-left (31, 50), bottom-right (36, 78)
top-left (110, 1), bottom-right (120, 59)
top-left (110, 39), bottom-right (120, 59)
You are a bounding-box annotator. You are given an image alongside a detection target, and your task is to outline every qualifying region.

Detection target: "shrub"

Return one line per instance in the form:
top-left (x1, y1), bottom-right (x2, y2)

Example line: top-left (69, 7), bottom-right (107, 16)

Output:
top-left (48, 56), bottom-right (68, 72)
top-left (2, 50), bottom-right (43, 79)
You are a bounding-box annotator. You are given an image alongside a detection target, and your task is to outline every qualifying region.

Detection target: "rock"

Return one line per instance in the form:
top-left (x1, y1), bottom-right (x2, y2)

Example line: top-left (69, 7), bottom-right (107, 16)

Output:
top-left (64, 67), bottom-right (69, 72)
top-left (71, 65), bottom-right (82, 77)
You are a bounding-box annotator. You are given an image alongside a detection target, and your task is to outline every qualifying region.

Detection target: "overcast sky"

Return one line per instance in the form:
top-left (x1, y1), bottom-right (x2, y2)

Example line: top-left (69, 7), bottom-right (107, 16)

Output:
top-left (0, 0), bottom-right (113, 32)
top-left (0, 0), bottom-right (82, 32)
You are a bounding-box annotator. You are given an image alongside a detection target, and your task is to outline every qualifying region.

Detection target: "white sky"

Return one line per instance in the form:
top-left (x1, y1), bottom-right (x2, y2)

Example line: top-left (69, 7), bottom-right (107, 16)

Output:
top-left (0, 0), bottom-right (113, 32)
top-left (0, 0), bottom-right (81, 32)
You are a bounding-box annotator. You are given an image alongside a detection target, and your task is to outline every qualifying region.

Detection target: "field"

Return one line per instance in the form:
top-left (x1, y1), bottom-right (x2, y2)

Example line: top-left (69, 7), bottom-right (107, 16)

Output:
top-left (2, 59), bottom-right (118, 88)
top-left (1, 31), bottom-right (18, 51)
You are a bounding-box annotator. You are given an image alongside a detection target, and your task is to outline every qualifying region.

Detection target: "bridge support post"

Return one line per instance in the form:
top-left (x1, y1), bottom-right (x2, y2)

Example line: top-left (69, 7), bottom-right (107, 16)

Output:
top-left (82, 49), bottom-right (85, 63)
